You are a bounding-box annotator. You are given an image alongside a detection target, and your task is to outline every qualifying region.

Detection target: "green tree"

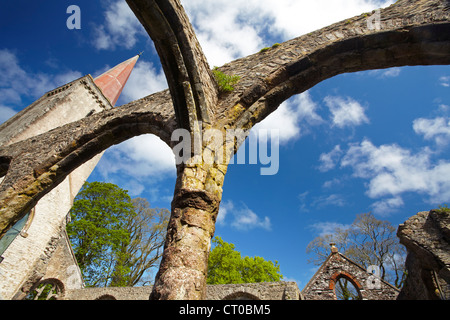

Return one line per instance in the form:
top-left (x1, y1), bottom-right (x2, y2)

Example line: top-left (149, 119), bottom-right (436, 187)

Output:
top-left (207, 237), bottom-right (283, 284)
top-left (67, 182), bottom-right (135, 287)
top-left (67, 183), bottom-right (170, 288)
top-left (306, 212), bottom-right (407, 290)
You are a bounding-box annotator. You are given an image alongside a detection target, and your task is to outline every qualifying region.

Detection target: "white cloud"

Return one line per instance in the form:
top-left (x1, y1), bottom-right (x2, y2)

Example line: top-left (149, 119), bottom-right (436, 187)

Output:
top-left (311, 194), bottom-right (347, 209)
top-left (439, 76), bottom-right (450, 87)
top-left (258, 0), bottom-right (394, 39)
top-left (324, 95), bottom-right (369, 128)
top-left (367, 67), bottom-right (402, 78)
top-left (371, 196), bottom-right (404, 215)
top-left (381, 67), bottom-right (401, 78)
top-left (232, 207), bottom-right (271, 231)
top-left (119, 59), bottom-right (168, 104)
top-left (309, 221), bottom-right (350, 237)
top-left (0, 49), bottom-right (82, 114)
top-left (318, 145), bottom-right (343, 172)
top-left (92, 0), bottom-right (146, 50)
top-left (438, 104), bottom-right (450, 114)
top-left (217, 200), bottom-right (271, 231)
top-left (0, 105), bottom-right (17, 125)
top-left (184, 0), bottom-right (395, 66)
top-left (298, 191), bottom-right (346, 212)
top-left (413, 116), bottom-right (450, 146)
top-left (281, 277), bottom-right (301, 287)
top-left (253, 91), bottom-right (323, 144)
top-left (322, 177), bottom-right (343, 189)
top-left (340, 138), bottom-right (450, 205)
top-left (122, 180), bottom-right (145, 197)
top-left (217, 199), bottom-right (233, 225)
top-left (184, 0), bottom-right (268, 66)
top-left (96, 134), bottom-right (176, 184)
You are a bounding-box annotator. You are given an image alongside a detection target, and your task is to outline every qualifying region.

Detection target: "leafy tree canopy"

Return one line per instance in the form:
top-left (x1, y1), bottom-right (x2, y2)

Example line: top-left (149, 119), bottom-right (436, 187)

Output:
top-left (67, 182), bottom-right (169, 287)
top-left (207, 236), bottom-right (283, 285)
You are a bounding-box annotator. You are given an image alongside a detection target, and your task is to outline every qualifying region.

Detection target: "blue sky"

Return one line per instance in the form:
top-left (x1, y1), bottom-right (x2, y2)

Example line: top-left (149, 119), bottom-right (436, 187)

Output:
top-left (1, 0), bottom-right (449, 289)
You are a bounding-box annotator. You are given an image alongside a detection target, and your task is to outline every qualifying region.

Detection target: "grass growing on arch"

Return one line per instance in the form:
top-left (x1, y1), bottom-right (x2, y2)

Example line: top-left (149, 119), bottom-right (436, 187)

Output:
top-left (212, 67), bottom-right (240, 93)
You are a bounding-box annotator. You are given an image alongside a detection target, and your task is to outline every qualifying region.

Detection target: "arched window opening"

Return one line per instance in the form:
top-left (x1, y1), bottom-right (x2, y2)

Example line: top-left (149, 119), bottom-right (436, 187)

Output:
top-left (334, 277), bottom-right (362, 300)
top-left (65, 133), bottom-right (174, 287)
top-left (330, 273), bottom-right (362, 300)
top-left (24, 279), bottom-right (64, 300)
top-left (95, 294), bottom-right (117, 300)
top-left (223, 291), bottom-right (260, 300)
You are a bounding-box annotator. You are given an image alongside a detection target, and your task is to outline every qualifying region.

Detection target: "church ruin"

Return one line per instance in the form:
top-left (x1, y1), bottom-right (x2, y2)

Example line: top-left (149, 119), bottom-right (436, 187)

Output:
top-left (0, 0), bottom-right (449, 299)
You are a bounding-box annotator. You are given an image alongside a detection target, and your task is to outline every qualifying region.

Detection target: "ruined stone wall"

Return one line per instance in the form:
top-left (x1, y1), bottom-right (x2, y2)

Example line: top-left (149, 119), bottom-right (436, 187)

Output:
top-left (206, 282), bottom-right (301, 300)
top-left (64, 282), bottom-right (301, 300)
top-left (0, 76), bottom-right (111, 300)
top-left (40, 230), bottom-right (84, 292)
top-left (0, 75), bottom-right (110, 148)
top-left (397, 210), bottom-right (450, 300)
top-left (66, 286), bottom-right (152, 300)
top-left (302, 251), bottom-right (400, 300)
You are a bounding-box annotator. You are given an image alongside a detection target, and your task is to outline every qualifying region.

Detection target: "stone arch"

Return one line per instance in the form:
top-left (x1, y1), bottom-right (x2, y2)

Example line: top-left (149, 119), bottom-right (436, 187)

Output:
top-left (25, 278), bottom-right (65, 300)
top-left (222, 291), bottom-right (261, 300)
top-left (236, 23), bottom-right (450, 130)
top-left (0, 0), bottom-right (449, 300)
top-left (0, 99), bottom-right (176, 237)
top-left (1, 3), bottom-right (450, 238)
top-left (95, 294), bottom-right (117, 300)
top-left (329, 271), bottom-right (363, 300)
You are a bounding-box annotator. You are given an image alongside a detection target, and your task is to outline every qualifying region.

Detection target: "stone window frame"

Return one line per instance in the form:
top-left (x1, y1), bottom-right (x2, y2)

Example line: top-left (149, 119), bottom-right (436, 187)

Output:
top-left (25, 278), bottom-right (65, 300)
top-left (329, 271), bottom-right (363, 300)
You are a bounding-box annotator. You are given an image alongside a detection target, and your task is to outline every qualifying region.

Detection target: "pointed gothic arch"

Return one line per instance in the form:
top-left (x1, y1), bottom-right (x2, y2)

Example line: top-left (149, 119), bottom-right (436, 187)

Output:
top-left (0, 0), bottom-right (449, 300)
top-left (222, 291), bottom-right (261, 300)
top-left (329, 271), bottom-right (363, 300)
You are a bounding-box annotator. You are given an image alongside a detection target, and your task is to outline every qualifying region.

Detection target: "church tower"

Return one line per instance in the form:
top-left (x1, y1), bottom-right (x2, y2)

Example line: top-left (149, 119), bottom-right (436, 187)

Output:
top-left (0, 55), bottom-right (139, 300)
top-left (94, 54), bottom-right (140, 106)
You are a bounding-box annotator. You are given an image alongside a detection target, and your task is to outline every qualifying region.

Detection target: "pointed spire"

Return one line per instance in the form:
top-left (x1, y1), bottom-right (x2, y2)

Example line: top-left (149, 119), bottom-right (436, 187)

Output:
top-left (94, 54), bottom-right (140, 106)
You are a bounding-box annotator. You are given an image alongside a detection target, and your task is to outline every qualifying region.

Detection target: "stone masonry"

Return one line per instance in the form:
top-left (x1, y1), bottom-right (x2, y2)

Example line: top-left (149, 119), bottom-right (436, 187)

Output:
top-left (0, 75), bottom-right (110, 300)
top-left (397, 209), bottom-right (450, 300)
top-left (65, 282), bottom-right (301, 300)
top-left (1, 0), bottom-right (449, 300)
top-left (23, 210), bottom-right (450, 300)
top-left (302, 244), bottom-right (400, 300)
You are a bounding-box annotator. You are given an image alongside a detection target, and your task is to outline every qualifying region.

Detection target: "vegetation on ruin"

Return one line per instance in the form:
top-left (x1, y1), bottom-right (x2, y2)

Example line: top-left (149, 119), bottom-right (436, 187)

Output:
top-left (259, 43), bottom-right (281, 53)
top-left (212, 67), bottom-right (240, 93)
top-left (437, 204), bottom-right (450, 214)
